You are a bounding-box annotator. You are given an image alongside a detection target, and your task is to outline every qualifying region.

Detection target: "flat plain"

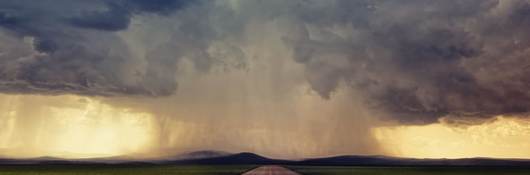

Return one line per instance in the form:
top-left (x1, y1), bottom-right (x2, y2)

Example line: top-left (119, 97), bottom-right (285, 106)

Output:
top-left (1, 165), bottom-right (530, 175)
top-left (0, 164), bottom-right (255, 175)
top-left (289, 166), bottom-right (530, 175)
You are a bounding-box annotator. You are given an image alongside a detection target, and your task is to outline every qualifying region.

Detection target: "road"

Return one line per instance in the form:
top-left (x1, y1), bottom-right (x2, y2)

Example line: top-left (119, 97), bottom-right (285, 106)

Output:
top-left (242, 165), bottom-right (300, 175)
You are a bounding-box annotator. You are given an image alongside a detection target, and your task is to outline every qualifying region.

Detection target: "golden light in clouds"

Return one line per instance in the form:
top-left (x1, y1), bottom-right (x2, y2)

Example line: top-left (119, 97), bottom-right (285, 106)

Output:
top-left (0, 94), bottom-right (156, 159)
top-left (374, 116), bottom-right (530, 159)
top-left (2, 91), bottom-right (530, 160)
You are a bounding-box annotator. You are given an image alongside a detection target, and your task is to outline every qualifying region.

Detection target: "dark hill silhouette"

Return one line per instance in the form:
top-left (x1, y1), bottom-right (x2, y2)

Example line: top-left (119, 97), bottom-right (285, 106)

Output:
top-left (296, 155), bottom-right (530, 166)
top-left (169, 152), bottom-right (293, 165)
top-left (1, 151), bottom-right (530, 167)
top-left (168, 150), bottom-right (231, 160)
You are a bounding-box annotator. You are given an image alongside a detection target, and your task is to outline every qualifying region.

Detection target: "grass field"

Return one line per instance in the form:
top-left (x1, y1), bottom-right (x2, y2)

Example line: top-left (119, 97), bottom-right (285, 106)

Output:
top-left (0, 164), bottom-right (256, 175)
top-left (289, 166), bottom-right (530, 175)
top-left (1, 165), bottom-right (530, 175)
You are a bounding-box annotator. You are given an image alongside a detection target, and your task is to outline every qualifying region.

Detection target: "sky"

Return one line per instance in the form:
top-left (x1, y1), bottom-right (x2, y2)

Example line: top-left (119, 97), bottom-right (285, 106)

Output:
top-left (0, 0), bottom-right (529, 159)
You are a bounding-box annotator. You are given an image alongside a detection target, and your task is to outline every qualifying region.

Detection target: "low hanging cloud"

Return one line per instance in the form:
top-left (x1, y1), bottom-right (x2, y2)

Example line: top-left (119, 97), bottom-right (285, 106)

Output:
top-left (0, 0), bottom-right (194, 96)
top-left (1, 0), bottom-right (530, 125)
top-left (283, 0), bottom-right (530, 124)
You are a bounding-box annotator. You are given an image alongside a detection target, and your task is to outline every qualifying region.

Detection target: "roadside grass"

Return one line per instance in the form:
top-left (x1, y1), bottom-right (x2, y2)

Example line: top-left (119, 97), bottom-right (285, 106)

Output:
top-left (0, 164), bottom-right (256, 175)
top-left (289, 166), bottom-right (530, 175)
top-left (2, 165), bottom-right (530, 175)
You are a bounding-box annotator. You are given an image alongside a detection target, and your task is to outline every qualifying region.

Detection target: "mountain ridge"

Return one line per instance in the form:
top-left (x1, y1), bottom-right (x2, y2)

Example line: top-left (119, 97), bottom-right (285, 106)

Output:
top-left (1, 151), bottom-right (530, 167)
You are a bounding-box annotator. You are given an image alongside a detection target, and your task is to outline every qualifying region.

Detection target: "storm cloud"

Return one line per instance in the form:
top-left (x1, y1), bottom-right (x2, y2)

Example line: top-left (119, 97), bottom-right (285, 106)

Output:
top-left (1, 0), bottom-right (530, 125)
top-left (282, 0), bottom-right (530, 124)
top-left (0, 0), bottom-right (194, 96)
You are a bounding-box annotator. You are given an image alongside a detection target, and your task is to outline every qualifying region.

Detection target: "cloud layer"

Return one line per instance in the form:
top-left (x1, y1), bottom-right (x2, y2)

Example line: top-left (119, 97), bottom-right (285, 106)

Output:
top-left (1, 0), bottom-right (530, 125)
top-left (284, 0), bottom-right (530, 124)
top-left (0, 0), bottom-right (193, 96)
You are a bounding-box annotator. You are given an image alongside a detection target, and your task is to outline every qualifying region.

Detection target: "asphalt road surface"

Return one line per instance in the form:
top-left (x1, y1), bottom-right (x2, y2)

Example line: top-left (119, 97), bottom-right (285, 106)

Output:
top-left (242, 165), bottom-right (300, 175)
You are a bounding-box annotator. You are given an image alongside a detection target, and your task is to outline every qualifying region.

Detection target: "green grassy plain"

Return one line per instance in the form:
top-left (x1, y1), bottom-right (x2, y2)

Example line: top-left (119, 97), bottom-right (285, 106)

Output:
top-left (289, 166), bottom-right (530, 175)
top-left (0, 164), bottom-right (255, 175)
top-left (2, 165), bottom-right (530, 175)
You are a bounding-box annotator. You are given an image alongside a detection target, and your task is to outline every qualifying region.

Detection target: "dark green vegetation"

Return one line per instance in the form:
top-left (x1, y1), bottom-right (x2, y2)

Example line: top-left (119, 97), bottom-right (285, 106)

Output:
top-left (1, 165), bottom-right (530, 175)
top-left (289, 166), bottom-right (530, 175)
top-left (0, 164), bottom-right (256, 175)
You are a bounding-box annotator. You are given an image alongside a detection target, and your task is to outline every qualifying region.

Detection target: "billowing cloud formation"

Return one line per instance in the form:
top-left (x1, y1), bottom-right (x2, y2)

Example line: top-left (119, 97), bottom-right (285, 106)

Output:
top-left (2, 0), bottom-right (530, 125)
top-left (0, 0), bottom-right (193, 96)
top-left (2, 0), bottom-right (530, 159)
top-left (282, 0), bottom-right (530, 124)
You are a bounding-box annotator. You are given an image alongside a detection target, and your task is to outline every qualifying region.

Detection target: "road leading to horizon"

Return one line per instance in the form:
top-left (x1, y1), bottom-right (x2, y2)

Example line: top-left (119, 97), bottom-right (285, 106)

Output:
top-left (242, 165), bottom-right (300, 175)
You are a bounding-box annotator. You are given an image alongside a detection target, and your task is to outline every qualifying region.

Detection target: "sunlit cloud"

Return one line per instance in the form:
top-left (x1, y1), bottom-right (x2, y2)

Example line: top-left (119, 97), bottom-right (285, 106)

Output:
top-left (0, 0), bottom-right (530, 160)
top-left (374, 116), bottom-right (530, 159)
top-left (0, 94), bottom-right (156, 158)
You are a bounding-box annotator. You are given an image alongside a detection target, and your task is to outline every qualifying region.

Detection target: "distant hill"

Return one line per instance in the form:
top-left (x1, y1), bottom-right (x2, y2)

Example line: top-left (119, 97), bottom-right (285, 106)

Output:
top-left (0, 156), bottom-right (148, 165)
top-left (168, 152), bottom-right (293, 165)
top-left (1, 151), bottom-right (530, 167)
top-left (0, 156), bottom-right (92, 165)
top-left (296, 155), bottom-right (530, 166)
top-left (167, 150), bottom-right (232, 160)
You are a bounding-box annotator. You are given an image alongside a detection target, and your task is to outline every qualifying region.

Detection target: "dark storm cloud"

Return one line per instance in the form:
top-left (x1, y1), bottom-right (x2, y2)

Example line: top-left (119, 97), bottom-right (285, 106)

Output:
top-left (68, 0), bottom-right (192, 31)
top-left (2, 0), bottom-right (530, 124)
top-left (284, 0), bottom-right (530, 124)
top-left (0, 0), bottom-right (194, 96)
